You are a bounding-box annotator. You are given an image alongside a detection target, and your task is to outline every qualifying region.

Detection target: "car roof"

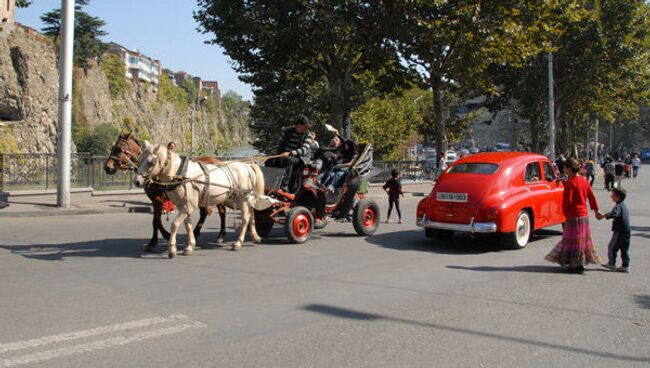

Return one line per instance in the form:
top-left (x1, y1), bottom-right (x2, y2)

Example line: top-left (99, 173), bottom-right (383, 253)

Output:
top-left (453, 152), bottom-right (550, 166)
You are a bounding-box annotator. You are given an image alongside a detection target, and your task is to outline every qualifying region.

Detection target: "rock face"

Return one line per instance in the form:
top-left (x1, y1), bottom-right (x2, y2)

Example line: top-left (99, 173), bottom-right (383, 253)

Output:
top-left (0, 25), bottom-right (249, 154)
top-left (0, 26), bottom-right (60, 153)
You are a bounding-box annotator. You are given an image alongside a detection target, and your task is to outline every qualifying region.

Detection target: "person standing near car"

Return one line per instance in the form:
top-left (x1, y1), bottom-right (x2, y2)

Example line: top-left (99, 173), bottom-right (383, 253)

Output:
top-left (545, 159), bottom-right (602, 274)
top-left (435, 151), bottom-right (447, 180)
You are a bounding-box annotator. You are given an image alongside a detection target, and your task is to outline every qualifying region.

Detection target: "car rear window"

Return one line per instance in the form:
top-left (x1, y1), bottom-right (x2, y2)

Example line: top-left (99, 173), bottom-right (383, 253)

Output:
top-left (447, 163), bottom-right (499, 174)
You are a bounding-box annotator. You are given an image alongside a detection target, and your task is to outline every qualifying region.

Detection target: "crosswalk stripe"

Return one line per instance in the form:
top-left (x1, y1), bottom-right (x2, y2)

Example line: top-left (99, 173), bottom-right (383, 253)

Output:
top-left (0, 314), bottom-right (189, 355)
top-left (0, 320), bottom-right (206, 368)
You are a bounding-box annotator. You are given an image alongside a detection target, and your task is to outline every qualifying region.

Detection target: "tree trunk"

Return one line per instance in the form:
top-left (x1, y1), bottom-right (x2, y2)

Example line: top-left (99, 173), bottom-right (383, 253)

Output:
top-left (431, 77), bottom-right (447, 155)
top-left (530, 116), bottom-right (542, 153)
top-left (328, 78), bottom-right (351, 139)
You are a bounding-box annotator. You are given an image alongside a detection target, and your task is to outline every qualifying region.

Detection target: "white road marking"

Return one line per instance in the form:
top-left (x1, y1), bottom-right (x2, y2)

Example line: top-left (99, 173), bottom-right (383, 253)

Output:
top-left (0, 320), bottom-right (206, 368)
top-left (0, 314), bottom-right (189, 355)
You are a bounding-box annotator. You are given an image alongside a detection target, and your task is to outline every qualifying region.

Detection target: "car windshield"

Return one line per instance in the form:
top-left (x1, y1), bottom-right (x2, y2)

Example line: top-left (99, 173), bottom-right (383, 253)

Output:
top-left (447, 163), bottom-right (499, 174)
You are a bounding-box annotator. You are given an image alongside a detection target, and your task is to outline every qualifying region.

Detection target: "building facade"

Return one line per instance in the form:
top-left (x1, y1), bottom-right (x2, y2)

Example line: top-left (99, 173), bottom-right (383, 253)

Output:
top-left (202, 81), bottom-right (221, 110)
top-left (1, 0), bottom-right (14, 24)
top-left (106, 42), bottom-right (162, 85)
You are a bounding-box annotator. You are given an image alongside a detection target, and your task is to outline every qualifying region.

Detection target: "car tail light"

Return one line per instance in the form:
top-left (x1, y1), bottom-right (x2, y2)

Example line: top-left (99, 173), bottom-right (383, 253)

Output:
top-left (485, 208), bottom-right (498, 222)
top-left (416, 201), bottom-right (425, 219)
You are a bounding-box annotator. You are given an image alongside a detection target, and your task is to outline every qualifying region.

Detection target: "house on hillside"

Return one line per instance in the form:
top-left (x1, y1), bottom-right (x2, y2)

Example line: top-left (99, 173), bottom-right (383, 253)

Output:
top-left (106, 42), bottom-right (162, 87)
top-left (202, 81), bottom-right (221, 110)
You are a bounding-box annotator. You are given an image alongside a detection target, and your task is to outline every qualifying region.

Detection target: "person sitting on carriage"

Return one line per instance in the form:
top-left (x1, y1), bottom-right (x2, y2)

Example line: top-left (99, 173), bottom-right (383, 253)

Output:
top-left (266, 115), bottom-right (314, 192)
top-left (319, 125), bottom-right (357, 192)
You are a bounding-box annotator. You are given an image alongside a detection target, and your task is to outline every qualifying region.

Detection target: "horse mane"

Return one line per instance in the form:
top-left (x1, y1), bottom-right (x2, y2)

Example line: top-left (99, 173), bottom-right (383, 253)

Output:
top-left (193, 156), bottom-right (221, 164)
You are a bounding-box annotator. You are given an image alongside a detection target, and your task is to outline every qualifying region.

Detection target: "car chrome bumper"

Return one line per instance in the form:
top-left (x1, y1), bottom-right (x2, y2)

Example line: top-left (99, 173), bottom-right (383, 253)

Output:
top-left (417, 216), bottom-right (497, 233)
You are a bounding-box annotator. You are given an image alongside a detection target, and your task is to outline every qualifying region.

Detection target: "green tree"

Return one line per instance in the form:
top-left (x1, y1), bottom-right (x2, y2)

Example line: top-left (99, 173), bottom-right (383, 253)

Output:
top-left (195, 0), bottom-right (406, 140)
top-left (15, 1), bottom-right (33, 8)
top-left (179, 78), bottom-right (198, 105)
top-left (488, 0), bottom-right (650, 153)
top-left (76, 123), bottom-right (119, 155)
top-left (100, 54), bottom-right (128, 98)
top-left (352, 89), bottom-right (428, 160)
top-left (41, 0), bottom-right (108, 68)
top-left (389, 1), bottom-right (546, 155)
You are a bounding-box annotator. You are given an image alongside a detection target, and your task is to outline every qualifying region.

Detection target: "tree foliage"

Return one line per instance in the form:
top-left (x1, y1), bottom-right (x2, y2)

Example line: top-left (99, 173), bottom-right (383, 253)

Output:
top-left (75, 122), bottom-right (119, 155)
top-left (488, 0), bottom-right (650, 154)
top-left (352, 89), bottom-right (428, 160)
top-left (195, 0), bottom-right (407, 145)
top-left (100, 54), bottom-right (128, 98)
top-left (389, 1), bottom-right (545, 155)
top-left (41, 0), bottom-right (108, 68)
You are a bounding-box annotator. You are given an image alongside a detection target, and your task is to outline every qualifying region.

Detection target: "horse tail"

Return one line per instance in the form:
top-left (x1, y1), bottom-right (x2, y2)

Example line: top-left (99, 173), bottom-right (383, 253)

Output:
top-left (250, 163), bottom-right (265, 196)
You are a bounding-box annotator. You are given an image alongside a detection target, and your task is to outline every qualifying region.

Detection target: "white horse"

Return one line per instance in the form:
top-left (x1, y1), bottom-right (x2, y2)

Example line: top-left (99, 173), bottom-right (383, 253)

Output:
top-left (133, 141), bottom-right (268, 258)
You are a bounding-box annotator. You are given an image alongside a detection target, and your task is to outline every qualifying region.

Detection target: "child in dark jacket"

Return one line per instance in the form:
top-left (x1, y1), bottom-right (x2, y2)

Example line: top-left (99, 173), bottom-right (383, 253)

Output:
top-left (597, 188), bottom-right (631, 273)
top-left (383, 169), bottom-right (403, 223)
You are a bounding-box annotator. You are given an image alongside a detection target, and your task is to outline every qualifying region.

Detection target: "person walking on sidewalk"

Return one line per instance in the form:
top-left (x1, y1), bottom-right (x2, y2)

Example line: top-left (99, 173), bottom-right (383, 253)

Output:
top-left (585, 158), bottom-right (595, 186)
top-left (614, 160), bottom-right (625, 189)
top-left (383, 169), bottom-right (403, 224)
top-left (603, 158), bottom-right (615, 191)
top-left (631, 154), bottom-right (641, 178)
top-left (597, 188), bottom-right (632, 273)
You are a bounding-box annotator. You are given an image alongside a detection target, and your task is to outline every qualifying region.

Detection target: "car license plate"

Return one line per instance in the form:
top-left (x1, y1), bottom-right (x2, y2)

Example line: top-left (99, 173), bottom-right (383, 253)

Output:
top-left (436, 192), bottom-right (468, 202)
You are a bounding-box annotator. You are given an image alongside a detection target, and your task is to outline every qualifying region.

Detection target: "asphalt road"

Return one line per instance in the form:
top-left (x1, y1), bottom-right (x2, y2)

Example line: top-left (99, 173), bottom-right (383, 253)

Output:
top-left (0, 174), bottom-right (649, 367)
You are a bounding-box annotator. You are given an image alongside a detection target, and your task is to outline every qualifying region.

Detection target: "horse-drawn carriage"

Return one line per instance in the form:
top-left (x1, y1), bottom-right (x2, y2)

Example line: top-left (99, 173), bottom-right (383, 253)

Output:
top-left (254, 143), bottom-right (380, 243)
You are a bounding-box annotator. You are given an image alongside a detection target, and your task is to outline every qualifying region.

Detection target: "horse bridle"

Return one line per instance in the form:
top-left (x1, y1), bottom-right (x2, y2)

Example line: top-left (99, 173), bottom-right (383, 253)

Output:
top-left (109, 137), bottom-right (142, 171)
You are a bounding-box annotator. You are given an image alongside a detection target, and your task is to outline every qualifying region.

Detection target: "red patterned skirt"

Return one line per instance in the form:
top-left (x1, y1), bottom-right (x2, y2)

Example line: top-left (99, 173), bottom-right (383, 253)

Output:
top-left (544, 217), bottom-right (601, 267)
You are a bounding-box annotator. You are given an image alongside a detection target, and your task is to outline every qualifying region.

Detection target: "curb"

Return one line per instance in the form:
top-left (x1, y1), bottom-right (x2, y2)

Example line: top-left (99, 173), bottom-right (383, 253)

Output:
top-left (0, 205), bottom-right (151, 218)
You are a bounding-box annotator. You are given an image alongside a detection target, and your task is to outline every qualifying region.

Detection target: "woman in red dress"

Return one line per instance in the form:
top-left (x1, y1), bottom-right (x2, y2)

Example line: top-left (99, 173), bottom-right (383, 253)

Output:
top-left (545, 158), bottom-right (602, 273)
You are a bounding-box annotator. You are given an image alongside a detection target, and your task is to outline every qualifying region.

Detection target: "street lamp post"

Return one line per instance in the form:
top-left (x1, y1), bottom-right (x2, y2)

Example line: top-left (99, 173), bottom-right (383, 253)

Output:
top-left (56, 0), bottom-right (75, 208)
top-left (547, 52), bottom-right (556, 161)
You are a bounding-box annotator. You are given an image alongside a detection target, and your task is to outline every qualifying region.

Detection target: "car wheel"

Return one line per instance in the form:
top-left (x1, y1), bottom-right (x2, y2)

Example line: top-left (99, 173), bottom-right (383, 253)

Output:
top-left (285, 206), bottom-right (314, 244)
top-left (503, 211), bottom-right (531, 249)
top-left (352, 199), bottom-right (380, 236)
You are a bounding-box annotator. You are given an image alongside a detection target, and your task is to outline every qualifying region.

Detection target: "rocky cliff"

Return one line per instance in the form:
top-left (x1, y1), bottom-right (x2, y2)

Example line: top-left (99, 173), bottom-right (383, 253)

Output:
top-left (0, 25), bottom-right (250, 154)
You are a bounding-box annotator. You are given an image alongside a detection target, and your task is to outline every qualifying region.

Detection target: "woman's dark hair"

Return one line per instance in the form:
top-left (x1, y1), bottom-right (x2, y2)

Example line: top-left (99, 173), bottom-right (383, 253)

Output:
top-left (566, 158), bottom-right (581, 173)
top-left (391, 169), bottom-right (399, 178)
top-left (612, 188), bottom-right (627, 201)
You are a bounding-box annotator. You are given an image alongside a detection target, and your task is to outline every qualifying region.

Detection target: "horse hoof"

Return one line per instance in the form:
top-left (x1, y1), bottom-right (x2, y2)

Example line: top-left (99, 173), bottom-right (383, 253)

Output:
top-left (168, 251), bottom-right (176, 259)
top-left (231, 242), bottom-right (241, 251)
top-left (217, 236), bottom-right (225, 244)
top-left (183, 248), bottom-right (193, 256)
top-left (253, 237), bottom-right (262, 244)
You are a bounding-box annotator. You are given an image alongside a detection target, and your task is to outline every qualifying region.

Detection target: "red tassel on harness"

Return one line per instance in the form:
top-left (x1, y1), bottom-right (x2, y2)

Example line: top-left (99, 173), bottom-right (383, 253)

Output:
top-left (162, 200), bottom-right (175, 214)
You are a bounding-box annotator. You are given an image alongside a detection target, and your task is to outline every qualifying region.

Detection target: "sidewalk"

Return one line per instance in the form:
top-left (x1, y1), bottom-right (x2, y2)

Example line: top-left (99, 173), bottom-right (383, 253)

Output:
top-left (0, 182), bottom-right (433, 218)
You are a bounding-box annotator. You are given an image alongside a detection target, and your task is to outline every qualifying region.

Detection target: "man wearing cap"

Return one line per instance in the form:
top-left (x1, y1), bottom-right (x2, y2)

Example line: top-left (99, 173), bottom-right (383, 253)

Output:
top-left (266, 116), bottom-right (314, 192)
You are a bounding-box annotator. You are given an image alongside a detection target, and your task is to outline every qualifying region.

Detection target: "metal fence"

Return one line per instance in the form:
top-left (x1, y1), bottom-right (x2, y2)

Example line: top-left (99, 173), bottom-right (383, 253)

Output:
top-left (370, 161), bottom-right (435, 184)
top-left (0, 153), bottom-right (135, 192)
top-left (0, 153), bottom-right (434, 192)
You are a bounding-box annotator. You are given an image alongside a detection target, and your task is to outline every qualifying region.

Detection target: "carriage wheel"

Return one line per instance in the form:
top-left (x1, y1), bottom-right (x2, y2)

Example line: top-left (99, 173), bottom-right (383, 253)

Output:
top-left (353, 199), bottom-right (380, 236)
top-left (285, 206), bottom-right (314, 244)
top-left (254, 208), bottom-right (274, 238)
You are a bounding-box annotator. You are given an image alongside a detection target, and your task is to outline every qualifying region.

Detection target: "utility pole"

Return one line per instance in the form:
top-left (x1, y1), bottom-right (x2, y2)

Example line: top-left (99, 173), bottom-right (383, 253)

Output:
top-left (189, 106), bottom-right (195, 153)
top-left (594, 117), bottom-right (600, 164)
top-left (56, 0), bottom-right (75, 208)
top-left (609, 122), bottom-right (613, 155)
top-left (547, 53), bottom-right (556, 160)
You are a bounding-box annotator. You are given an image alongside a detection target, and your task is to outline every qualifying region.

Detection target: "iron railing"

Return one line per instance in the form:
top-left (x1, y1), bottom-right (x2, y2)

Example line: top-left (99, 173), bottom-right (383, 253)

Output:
top-left (0, 154), bottom-right (434, 192)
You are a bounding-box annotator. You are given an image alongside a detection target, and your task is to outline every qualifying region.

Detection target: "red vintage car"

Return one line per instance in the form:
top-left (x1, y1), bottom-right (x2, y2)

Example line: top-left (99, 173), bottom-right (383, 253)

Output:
top-left (416, 152), bottom-right (565, 248)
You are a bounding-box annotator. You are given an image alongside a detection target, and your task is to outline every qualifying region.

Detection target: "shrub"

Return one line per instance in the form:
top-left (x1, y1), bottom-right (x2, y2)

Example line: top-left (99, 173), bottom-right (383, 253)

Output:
top-left (101, 54), bottom-right (128, 98)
